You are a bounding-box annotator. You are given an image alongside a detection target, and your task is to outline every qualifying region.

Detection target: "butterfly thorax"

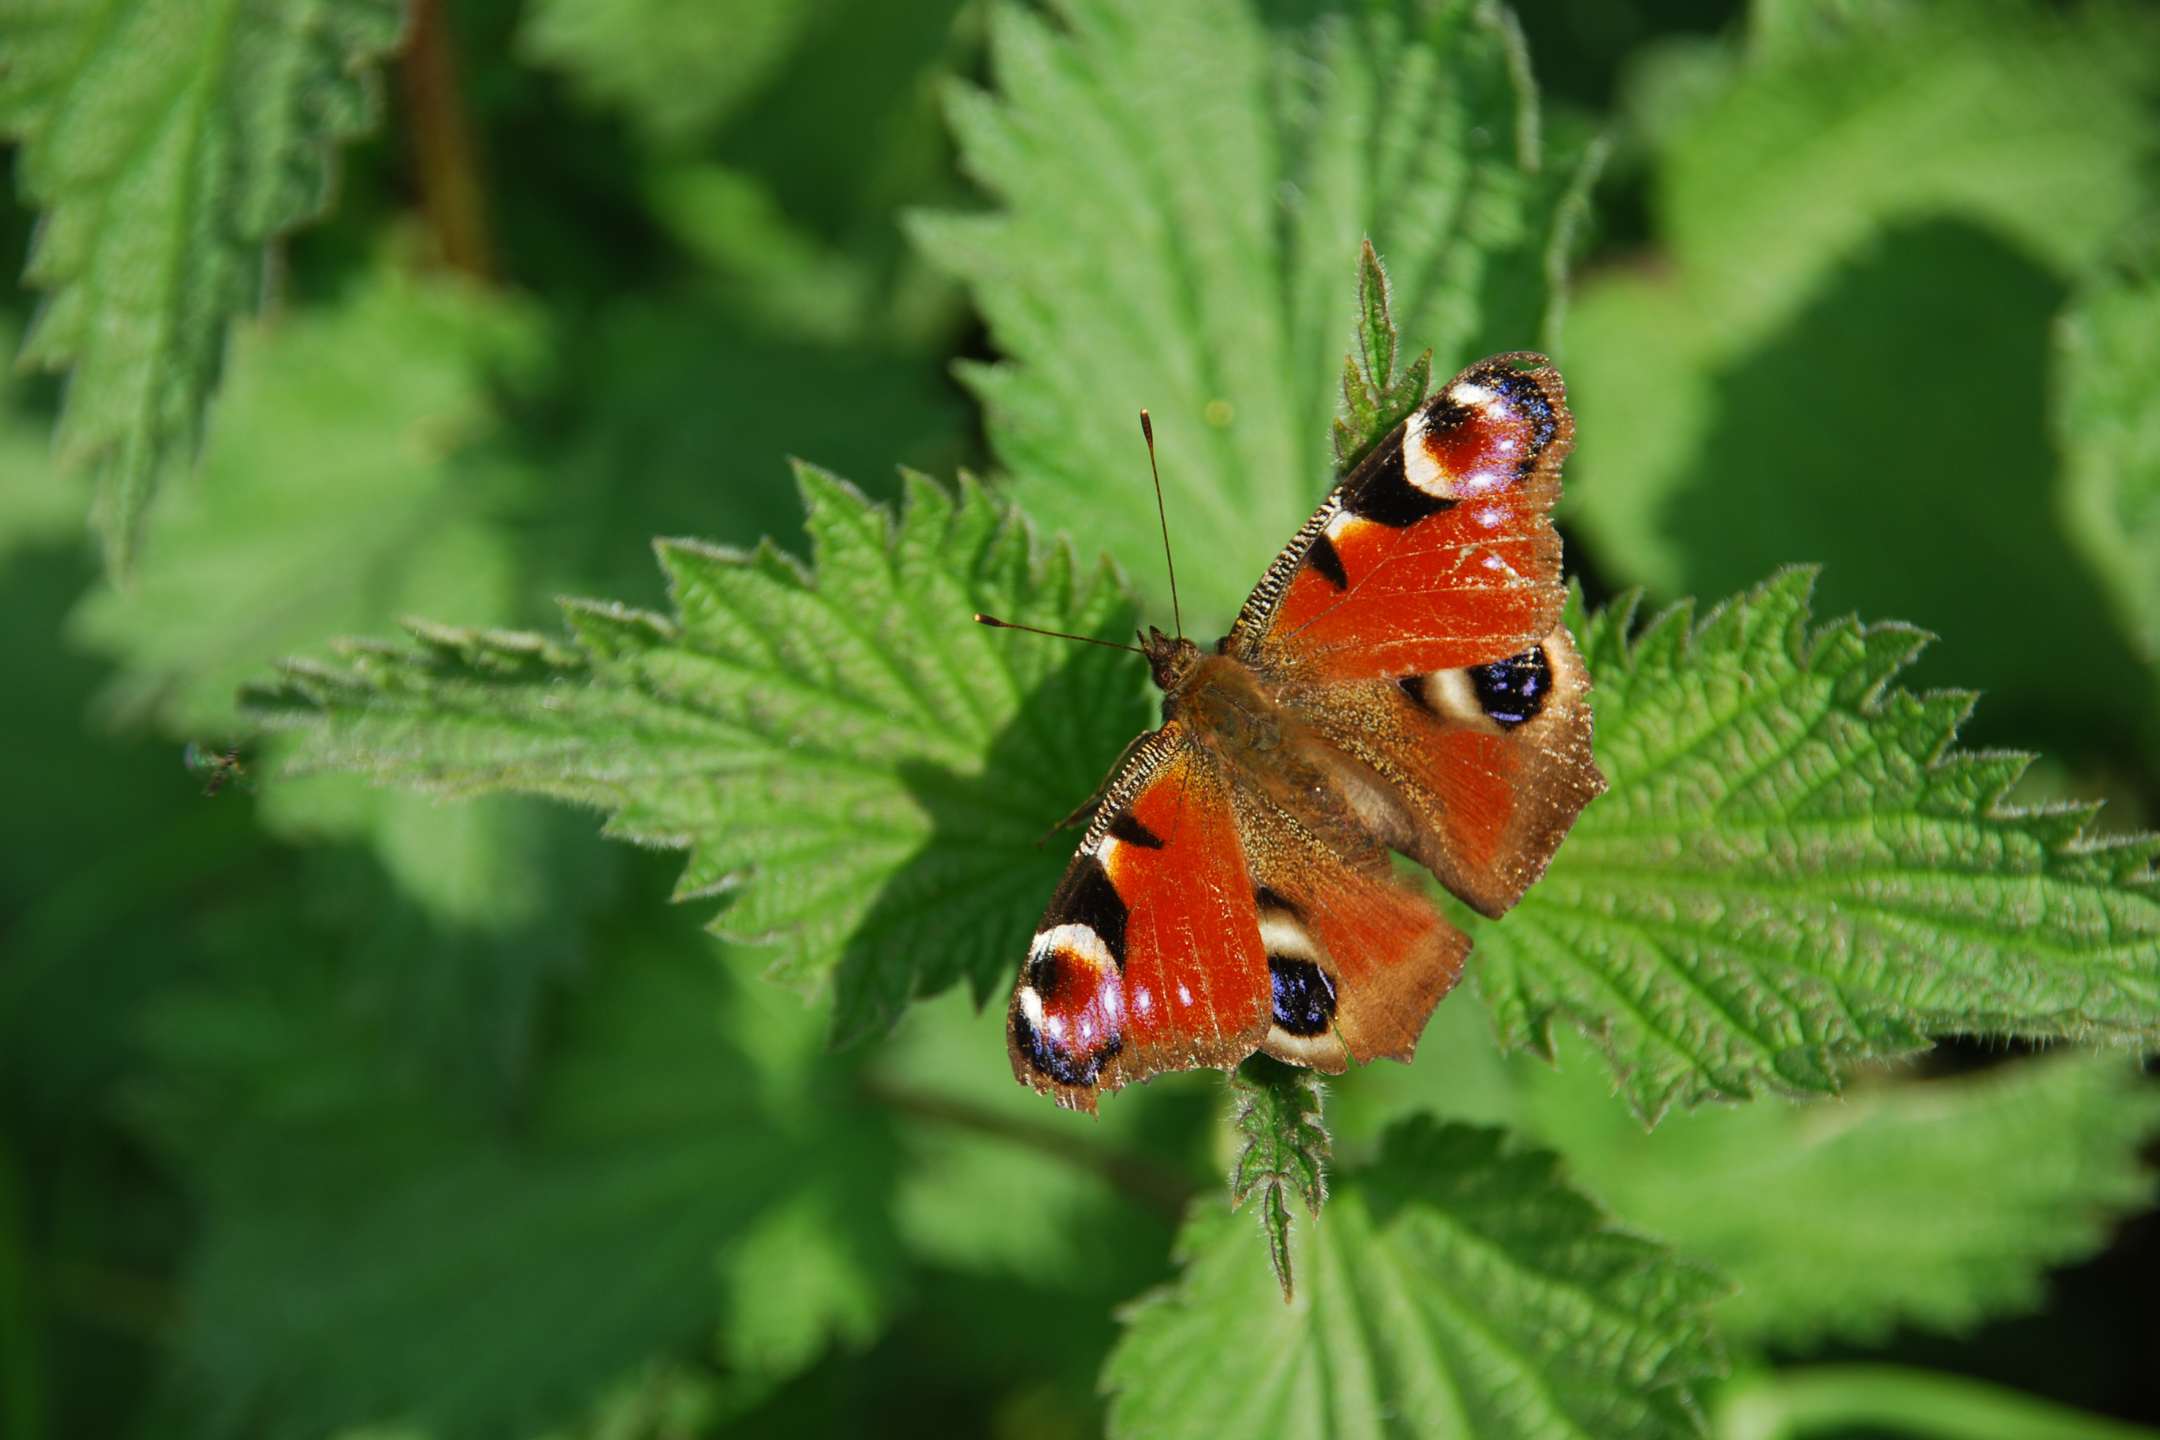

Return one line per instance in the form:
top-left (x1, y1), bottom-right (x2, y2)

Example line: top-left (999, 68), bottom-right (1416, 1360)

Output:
top-left (1157, 637), bottom-right (1414, 862)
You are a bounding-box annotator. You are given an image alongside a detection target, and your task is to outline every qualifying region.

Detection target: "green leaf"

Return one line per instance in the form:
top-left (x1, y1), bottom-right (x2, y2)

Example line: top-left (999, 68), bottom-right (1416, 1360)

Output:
top-left (62, 271), bottom-right (621, 1096)
top-left (0, 317), bottom-right (82, 558)
top-left (138, 927), bottom-right (904, 1438)
top-left (0, 0), bottom-right (408, 572)
top-left (1660, 2), bottom-right (2158, 348)
top-left (872, 988), bottom-right (1194, 1285)
top-left (534, 292), bottom-right (971, 607)
top-left (245, 472), bottom-right (1147, 1042)
top-left (1470, 573), bottom-right (2160, 1121)
top-left (71, 271), bottom-right (538, 735)
top-left (1226, 1057), bottom-right (1330, 1302)
top-left (1563, 4), bottom-right (2160, 741)
top-left (1529, 1045), bottom-right (2160, 1350)
top-left (913, 0), bottom-right (1597, 627)
top-left (2057, 252), bottom-right (2160, 682)
top-left (1333, 1004), bottom-right (2160, 1356)
top-left (1106, 1119), bottom-right (1725, 1440)
top-left (520, 0), bottom-right (831, 146)
top-left (1331, 238), bottom-right (1433, 472)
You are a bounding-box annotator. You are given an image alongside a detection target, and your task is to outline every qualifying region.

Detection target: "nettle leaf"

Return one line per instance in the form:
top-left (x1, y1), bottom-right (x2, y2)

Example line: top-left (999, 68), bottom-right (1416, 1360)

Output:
top-left (1227, 1058), bottom-right (1330, 1302)
top-left (1470, 572), bottom-right (2160, 1121)
top-left (520, 0), bottom-right (829, 146)
top-left (246, 472), bottom-right (1148, 1042)
top-left (1562, 2), bottom-right (2160, 731)
top-left (64, 272), bottom-right (604, 1095)
top-left (0, 317), bottom-right (84, 556)
top-left (1107, 1119), bottom-right (1725, 1440)
top-left (1526, 1044), bottom-right (2160, 1350)
top-left (2057, 256), bottom-right (2160, 681)
top-left (138, 932), bottom-right (904, 1438)
top-left (1333, 1008), bottom-right (2160, 1356)
top-left (914, 0), bottom-right (1597, 628)
top-left (1661, 1), bottom-right (2158, 349)
top-left (1331, 238), bottom-right (1433, 472)
top-left (0, 0), bottom-right (408, 572)
top-left (71, 272), bottom-right (539, 734)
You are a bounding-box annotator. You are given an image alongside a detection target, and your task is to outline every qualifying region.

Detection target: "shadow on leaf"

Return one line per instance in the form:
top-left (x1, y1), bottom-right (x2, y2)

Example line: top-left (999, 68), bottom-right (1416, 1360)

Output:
top-left (1657, 218), bottom-right (2144, 754)
top-left (830, 628), bottom-right (1150, 1047)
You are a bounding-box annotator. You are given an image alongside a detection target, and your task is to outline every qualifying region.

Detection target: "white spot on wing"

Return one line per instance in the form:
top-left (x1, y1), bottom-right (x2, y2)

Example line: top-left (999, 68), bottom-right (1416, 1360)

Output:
top-left (1031, 922), bottom-right (1116, 976)
top-left (1449, 380), bottom-right (1499, 410)
top-left (1259, 911), bottom-right (1322, 963)
top-left (1424, 668), bottom-right (1486, 726)
top-left (1016, 985), bottom-right (1045, 1030)
top-left (1266, 1024), bottom-right (1348, 1069)
top-left (1401, 409), bottom-right (1451, 498)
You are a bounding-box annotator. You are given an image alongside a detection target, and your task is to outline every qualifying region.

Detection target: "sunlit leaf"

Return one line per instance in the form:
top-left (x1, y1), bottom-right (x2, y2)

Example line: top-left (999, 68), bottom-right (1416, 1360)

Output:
top-left (1107, 1120), bottom-right (1725, 1440)
top-left (1472, 574), bottom-right (2160, 1120)
top-left (0, 0), bottom-right (407, 570)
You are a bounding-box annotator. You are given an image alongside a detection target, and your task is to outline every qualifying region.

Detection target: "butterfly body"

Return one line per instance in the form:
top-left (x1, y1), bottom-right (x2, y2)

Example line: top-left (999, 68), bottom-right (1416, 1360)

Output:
top-left (1010, 354), bottom-right (1604, 1111)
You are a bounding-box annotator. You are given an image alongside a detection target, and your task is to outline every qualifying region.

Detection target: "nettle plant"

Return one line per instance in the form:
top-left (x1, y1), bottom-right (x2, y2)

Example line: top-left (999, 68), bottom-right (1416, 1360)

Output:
top-left (10, 0), bottom-right (2160, 1435)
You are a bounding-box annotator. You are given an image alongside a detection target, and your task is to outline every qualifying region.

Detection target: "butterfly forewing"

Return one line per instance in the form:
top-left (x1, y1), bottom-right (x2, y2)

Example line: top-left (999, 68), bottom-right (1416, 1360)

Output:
top-left (1006, 725), bottom-right (1270, 1111)
top-left (1227, 352), bottom-right (1572, 682)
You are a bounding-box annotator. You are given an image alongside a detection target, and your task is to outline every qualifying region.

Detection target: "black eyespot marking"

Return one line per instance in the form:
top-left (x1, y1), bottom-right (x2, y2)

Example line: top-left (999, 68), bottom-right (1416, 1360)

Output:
top-left (1254, 884), bottom-right (1301, 916)
top-left (1464, 364), bottom-right (1559, 476)
top-left (1012, 1004), bottom-right (1121, 1087)
top-left (1108, 812), bottom-right (1166, 849)
top-left (1469, 645), bottom-right (1552, 729)
top-left (1023, 949), bottom-right (1064, 1003)
top-left (1044, 856), bottom-right (1128, 963)
top-left (1305, 531), bottom-right (1348, 589)
top-left (1268, 955), bottom-right (1337, 1036)
top-left (1352, 433), bottom-right (1453, 528)
top-left (1396, 673), bottom-right (1438, 716)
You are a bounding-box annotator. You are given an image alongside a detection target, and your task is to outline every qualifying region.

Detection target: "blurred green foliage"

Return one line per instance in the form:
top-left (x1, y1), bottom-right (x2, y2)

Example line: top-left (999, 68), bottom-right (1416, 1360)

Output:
top-left (3, 2), bottom-right (2159, 1439)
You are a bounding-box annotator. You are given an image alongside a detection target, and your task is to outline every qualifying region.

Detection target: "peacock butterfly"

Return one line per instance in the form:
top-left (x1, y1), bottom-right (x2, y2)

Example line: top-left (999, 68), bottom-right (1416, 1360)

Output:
top-left (984, 352), bottom-right (1604, 1112)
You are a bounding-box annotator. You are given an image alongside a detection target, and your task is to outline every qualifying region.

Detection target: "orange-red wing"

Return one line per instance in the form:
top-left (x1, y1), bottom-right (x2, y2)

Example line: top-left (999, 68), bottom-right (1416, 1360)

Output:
top-left (1006, 725), bottom-right (1270, 1112)
top-left (1229, 786), bottom-right (1472, 1074)
top-left (1279, 623), bottom-right (1605, 918)
top-left (1226, 353), bottom-right (1572, 684)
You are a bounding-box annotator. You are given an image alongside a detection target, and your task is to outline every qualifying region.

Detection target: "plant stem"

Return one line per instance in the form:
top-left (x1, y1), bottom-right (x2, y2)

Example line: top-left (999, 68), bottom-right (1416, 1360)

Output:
top-left (1719, 1365), bottom-right (2160, 1440)
top-left (399, 0), bottom-right (494, 280)
top-left (860, 1075), bottom-right (1199, 1220)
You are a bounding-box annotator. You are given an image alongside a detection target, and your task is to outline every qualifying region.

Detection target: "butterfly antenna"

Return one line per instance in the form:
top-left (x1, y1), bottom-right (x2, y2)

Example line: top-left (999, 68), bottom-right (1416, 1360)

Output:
top-left (1140, 410), bottom-right (1183, 641)
top-left (973, 613), bottom-right (1145, 655)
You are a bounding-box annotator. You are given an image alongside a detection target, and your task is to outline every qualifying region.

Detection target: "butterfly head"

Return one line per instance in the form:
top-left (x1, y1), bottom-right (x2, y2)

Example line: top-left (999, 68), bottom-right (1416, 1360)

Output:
top-left (1141, 626), bottom-right (1203, 695)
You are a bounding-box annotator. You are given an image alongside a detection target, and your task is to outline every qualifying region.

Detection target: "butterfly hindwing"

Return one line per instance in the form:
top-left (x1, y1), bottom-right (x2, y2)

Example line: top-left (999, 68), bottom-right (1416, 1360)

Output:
top-left (1007, 723), bottom-right (1270, 1111)
top-left (1279, 623), bottom-right (1604, 916)
top-left (1227, 352), bottom-right (1572, 683)
top-left (1230, 788), bottom-right (1471, 1074)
